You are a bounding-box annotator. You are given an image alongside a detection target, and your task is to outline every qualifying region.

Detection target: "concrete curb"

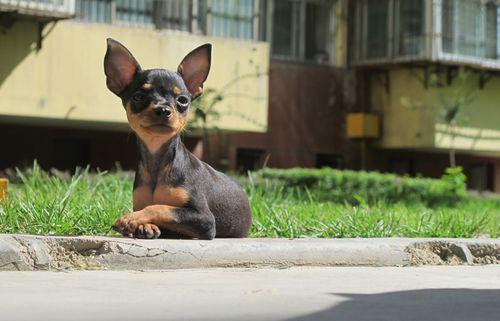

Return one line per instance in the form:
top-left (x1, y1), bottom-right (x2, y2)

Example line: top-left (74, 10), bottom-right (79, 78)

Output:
top-left (0, 234), bottom-right (499, 271)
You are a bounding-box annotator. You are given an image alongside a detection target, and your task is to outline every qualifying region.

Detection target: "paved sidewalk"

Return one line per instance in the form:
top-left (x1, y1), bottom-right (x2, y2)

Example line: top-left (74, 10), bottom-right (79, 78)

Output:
top-left (1, 266), bottom-right (499, 321)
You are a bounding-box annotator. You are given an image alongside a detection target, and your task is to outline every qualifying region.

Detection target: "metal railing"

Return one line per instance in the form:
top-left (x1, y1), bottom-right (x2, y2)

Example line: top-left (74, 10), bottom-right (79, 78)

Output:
top-left (0, 0), bottom-right (76, 16)
top-left (351, 0), bottom-right (500, 70)
top-left (73, 0), bottom-right (260, 41)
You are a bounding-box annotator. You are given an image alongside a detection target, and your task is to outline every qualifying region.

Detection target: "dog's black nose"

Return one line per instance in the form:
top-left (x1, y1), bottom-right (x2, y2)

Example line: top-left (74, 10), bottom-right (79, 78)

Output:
top-left (153, 107), bottom-right (172, 118)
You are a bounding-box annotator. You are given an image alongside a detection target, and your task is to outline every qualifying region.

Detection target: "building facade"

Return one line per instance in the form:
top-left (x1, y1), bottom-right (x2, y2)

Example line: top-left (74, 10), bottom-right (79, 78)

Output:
top-left (1, 0), bottom-right (500, 192)
top-left (0, 0), bottom-right (269, 169)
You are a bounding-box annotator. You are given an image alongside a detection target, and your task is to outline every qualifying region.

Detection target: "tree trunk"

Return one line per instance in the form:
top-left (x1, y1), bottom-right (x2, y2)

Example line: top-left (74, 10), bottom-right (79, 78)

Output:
top-left (202, 124), bottom-right (210, 163)
top-left (449, 149), bottom-right (456, 168)
top-left (449, 120), bottom-right (457, 168)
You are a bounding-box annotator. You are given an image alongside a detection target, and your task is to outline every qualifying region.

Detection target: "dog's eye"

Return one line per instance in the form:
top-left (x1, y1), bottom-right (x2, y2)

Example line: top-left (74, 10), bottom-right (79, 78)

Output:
top-left (176, 95), bottom-right (190, 112)
top-left (132, 93), bottom-right (145, 102)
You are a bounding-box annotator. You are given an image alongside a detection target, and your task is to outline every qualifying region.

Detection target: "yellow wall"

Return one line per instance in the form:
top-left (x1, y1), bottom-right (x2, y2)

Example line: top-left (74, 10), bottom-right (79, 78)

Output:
top-left (371, 69), bottom-right (437, 148)
top-left (0, 20), bottom-right (269, 132)
top-left (434, 73), bottom-right (500, 154)
top-left (371, 68), bottom-right (500, 155)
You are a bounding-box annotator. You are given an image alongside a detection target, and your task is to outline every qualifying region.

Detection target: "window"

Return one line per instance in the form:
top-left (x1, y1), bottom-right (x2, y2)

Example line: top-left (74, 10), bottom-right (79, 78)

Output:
top-left (115, 0), bottom-right (154, 26)
top-left (469, 163), bottom-right (494, 192)
top-left (485, 1), bottom-right (498, 59)
top-left (114, 0), bottom-right (192, 31)
top-left (75, 0), bottom-right (112, 23)
top-left (389, 158), bottom-right (415, 176)
top-left (355, 0), bottom-right (425, 61)
top-left (441, 0), bottom-right (500, 59)
top-left (207, 0), bottom-right (255, 40)
top-left (153, 0), bottom-right (191, 31)
top-left (316, 154), bottom-right (343, 169)
top-left (305, 1), bottom-right (332, 62)
top-left (457, 0), bottom-right (482, 57)
top-left (363, 0), bottom-right (389, 60)
top-left (397, 0), bottom-right (424, 56)
top-left (442, 0), bottom-right (454, 53)
top-left (352, 0), bottom-right (500, 67)
top-left (236, 148), bottom-right (265, 173)
top-left (75, 0), bottom-right (260, 40)
top-left (272, 0), bottom-right (296, 57)
top-left (269, 0), bottom-right (336, 63)
top-left (53, 138), bottom-right (90, 171)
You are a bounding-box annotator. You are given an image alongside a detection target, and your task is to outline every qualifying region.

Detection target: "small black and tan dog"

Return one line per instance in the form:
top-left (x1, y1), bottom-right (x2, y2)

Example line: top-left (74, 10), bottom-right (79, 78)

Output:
top-left (104, 39), bottom-right (251, 240)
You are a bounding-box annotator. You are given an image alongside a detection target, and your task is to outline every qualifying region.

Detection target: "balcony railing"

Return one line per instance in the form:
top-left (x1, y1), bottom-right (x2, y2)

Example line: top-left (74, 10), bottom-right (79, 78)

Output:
top-left (73, 0), bottom-right (260, 42)
top-left (0, 0), bottom-right (76, 18)
top-left (351, 0), bottom-right (500, 70)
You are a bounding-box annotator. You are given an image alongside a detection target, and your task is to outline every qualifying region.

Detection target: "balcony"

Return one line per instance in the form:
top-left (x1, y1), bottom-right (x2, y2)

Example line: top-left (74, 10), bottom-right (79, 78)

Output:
top-left (0, 0), bottom-right (75, 20)
top-left (351, 0), bottom-right (500, 70)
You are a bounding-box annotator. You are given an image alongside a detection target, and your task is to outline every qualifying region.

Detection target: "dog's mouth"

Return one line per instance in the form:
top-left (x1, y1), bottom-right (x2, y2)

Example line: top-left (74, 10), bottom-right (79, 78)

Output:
top-left (141, 123), bottom-right (172, 133)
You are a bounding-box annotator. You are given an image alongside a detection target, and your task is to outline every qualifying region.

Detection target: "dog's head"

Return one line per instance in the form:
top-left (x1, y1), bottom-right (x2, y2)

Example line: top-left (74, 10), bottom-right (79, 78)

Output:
top-left (104, 38), bottom-right (211, 150)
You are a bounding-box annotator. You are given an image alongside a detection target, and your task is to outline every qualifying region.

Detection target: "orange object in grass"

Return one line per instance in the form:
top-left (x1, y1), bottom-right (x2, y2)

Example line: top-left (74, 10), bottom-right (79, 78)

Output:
top-left (0, 178), bottom-right (8, 200)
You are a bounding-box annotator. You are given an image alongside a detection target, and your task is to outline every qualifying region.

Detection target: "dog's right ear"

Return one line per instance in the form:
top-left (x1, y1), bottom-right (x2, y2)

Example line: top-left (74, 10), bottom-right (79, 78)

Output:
top-left (104, 38), bottom-right (141, 96)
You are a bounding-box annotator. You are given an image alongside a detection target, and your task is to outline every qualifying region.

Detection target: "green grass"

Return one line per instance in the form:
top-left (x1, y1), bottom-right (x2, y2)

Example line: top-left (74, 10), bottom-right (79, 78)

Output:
top-left (1, 164), bottom-right (499, 238)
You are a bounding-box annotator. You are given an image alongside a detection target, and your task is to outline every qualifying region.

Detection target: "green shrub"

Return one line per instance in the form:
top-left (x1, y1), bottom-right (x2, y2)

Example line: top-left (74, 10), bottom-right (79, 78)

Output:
top-left (441, 166), bottom-right (467, 197)
top-left (256, 167), bottom-right (466, 205)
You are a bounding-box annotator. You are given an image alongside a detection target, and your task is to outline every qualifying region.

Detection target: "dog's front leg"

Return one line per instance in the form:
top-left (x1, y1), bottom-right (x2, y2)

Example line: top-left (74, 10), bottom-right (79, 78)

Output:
top-left (113, 204), bottom-right (216, 240)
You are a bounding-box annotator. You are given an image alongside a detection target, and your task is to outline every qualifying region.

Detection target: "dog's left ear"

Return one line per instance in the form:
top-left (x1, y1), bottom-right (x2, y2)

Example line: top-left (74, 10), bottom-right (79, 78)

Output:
top-left (177, 44), bottom-right (211, 100)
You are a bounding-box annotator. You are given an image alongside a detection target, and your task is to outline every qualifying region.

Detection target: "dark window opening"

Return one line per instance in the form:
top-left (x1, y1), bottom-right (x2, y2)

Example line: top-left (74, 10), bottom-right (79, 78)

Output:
top-left (272, 0), bottom-right (295, 57)
top-left (398, 0), bottom-right (424, 56)
top-left (485, 2), bottom-right (498, 59)
top-left (316, 154), bottom-right (344, 169)
top-left (236, 148), bottom-right (266, 173)
top-left (305, 2), bottom-right (331, 63)
top-left (389, 158), bottom-right (415, 176)
top-left (365, 0), bottom-right (389, 59)
top-left (469, 163), bottom-right (494, 192)
top-left (53, 139), bottom-right (91, 172)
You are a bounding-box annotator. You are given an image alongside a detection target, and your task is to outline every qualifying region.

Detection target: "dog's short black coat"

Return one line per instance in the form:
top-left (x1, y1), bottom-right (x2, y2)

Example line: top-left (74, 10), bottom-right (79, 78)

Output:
top-left (104, 38), bottom-right (252, 239)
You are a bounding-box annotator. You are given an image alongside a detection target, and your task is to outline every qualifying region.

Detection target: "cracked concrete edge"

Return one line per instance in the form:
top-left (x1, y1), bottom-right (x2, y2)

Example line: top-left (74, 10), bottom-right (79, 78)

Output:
top-left (0, 234), bottom-right (499, 271)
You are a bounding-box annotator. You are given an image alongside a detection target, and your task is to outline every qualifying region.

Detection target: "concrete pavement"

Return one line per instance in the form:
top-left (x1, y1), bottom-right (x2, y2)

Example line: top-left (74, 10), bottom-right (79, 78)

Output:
top-left (1, 234), bottom-right (500, 270)
top-left (0, 266), bottom-right (499, 321)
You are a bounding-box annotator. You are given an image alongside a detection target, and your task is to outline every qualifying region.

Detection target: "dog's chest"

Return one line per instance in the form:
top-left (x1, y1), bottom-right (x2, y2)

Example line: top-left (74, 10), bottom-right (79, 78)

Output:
top-left (133, 169), bottom-right (188, 211)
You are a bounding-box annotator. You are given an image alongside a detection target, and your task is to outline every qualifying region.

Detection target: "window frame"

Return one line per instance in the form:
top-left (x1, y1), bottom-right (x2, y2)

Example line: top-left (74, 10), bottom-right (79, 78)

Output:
top-left (353, 0), bottom-right (429, 65)
top-left (114, 0), bottom-right (155, 29)
top-left (201, 0), bottom-right (261, 41)
top-left (352, 0), bottom-right (500, 70)
top-left (266, 0), bottom-right (337, 65)
top-left (74, 0), bottom-right (262, 41)
top-left (436, 0), bottom-right (500, 69)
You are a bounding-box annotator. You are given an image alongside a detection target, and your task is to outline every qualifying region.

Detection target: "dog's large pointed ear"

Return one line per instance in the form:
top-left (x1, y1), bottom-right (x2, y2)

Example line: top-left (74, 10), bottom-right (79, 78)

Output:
top-left (104, 38), bottom-right (141, 96)
top-left (177, 44), bottom-right (211, 100)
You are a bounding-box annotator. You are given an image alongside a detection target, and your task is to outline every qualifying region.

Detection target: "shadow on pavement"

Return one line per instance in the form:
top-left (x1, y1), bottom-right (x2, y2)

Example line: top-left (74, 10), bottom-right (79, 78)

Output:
top-left (286, 288), bottom-right (500, 321)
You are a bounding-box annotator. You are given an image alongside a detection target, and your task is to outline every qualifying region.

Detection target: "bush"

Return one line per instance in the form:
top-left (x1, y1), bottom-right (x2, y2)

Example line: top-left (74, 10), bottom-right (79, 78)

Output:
top-left (256, 167), bottom-right (466, 205)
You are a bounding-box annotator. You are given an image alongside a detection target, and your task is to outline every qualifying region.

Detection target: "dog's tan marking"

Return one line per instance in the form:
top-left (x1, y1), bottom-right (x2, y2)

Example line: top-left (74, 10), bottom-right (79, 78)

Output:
top-left (133, 165), bottom-right (153, 211)
top-left (162, 164), bottom-right (172, 175)
top-left (114, 204), bottom-right (198, 238)
top-left (153, 185), bottom-right (189, 207)
top-left (125, 102), bottom-right (188, 154)
top-left (142, 83), bottom-right (152, 89)
top-left (113, 205), bottom-right (175, 235)
top-left (133, 185), bottom-right (153, 211)
top-left (173, 86), bottom-right (181, 95)
top-left (138, 205), bottom-right (198, 237)
top-left (133, 164), bottom-right (188, 210)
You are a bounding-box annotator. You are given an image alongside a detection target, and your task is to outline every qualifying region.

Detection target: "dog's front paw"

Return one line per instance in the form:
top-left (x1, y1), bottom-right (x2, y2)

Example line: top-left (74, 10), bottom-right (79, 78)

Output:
top-left (113, 212), bottom-right (161, 239)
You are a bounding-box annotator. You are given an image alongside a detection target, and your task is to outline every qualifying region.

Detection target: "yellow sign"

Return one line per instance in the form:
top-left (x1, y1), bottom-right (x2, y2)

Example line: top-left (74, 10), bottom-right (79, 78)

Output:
top-left (347, 113), bottom-right (380, 139)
